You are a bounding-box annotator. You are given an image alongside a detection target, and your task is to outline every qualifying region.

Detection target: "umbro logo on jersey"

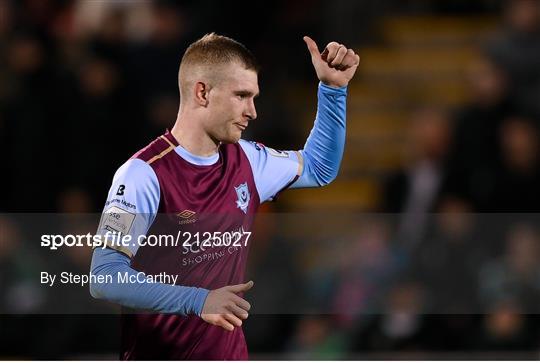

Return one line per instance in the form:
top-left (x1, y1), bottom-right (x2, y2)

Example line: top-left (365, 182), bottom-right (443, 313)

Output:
top-left (235, 182), bottom-right (250, 214)
top-left (177, 210), bottom-right (197, 225)
top-left (177, 210), bottom-right (195, 219)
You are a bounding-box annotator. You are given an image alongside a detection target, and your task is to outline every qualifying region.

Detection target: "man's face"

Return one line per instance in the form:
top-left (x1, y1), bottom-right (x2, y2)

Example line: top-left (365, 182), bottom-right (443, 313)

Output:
top-left (204, 63), bottom-right (259, 144)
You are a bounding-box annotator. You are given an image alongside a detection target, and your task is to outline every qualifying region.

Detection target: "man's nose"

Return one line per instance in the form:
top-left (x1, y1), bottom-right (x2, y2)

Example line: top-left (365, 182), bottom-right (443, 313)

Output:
top-left (245, 99), bottom-right (257, 120)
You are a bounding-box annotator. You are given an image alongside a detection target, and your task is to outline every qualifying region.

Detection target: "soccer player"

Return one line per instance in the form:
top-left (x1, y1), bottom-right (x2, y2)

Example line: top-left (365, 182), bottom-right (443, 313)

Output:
top-left (90, 33), bottom-right (359, 359)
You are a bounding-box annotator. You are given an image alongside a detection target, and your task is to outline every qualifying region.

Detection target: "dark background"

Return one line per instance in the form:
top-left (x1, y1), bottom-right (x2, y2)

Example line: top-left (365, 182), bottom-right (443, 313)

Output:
top-left (1, 0), bottom-right (540, 359)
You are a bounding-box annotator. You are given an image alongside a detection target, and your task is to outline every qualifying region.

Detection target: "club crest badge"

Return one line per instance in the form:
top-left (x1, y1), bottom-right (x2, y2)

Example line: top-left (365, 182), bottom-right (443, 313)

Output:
top-left (235, 182), bottom-right (250, 214)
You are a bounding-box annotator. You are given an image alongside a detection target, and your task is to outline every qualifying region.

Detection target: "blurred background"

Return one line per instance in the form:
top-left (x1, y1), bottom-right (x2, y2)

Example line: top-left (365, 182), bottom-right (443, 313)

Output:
top-left (1, 0), bottom-right (540, 359)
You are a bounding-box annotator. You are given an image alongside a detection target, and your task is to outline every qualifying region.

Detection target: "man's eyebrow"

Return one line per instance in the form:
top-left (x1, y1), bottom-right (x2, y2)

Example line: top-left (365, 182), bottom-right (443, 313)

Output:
top-left (235, 90), bottom-right (260, 98)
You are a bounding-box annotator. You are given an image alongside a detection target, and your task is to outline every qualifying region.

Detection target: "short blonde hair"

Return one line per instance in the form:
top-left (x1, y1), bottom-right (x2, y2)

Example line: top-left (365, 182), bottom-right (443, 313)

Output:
top-left (178, 33), bottom-right (259, 98)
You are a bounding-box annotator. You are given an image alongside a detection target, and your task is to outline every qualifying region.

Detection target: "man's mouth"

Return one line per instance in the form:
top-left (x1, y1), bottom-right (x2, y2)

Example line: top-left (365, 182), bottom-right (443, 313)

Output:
top-left (235, 123), bottom-right (247, 131)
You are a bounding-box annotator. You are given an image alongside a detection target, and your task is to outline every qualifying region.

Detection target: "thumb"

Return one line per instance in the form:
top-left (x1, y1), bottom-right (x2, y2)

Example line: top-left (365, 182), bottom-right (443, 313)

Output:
top-left (227, 280), bottom-right (254, 294)
top-left (303, 36), bottom-right (320, 59)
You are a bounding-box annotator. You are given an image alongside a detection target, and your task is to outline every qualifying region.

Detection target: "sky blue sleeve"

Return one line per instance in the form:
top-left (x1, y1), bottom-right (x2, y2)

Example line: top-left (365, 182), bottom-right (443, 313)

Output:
top-left (291, 82), bottom-right (347, 188)
top-left (239, 82), bottom-right (347, 202)
top-left (91, 158), bottom-right (209, 316)
top-left (90, 248), bottom-right (209, 316)
top-left (239, 139), bottom-right (302, 202)
top-left (96, 158), bottom-right (159, 257)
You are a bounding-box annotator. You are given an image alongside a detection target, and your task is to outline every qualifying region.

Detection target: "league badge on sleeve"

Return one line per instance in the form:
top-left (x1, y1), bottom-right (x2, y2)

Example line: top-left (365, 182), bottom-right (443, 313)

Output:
top-left (234, 182), bottom-right (250, 214)
top-left (249, 141), bottom-right (263, 151)
top-left (99, 206), bottom-right (136, 236)
top-left (267, 147), bottom-right (289, 158)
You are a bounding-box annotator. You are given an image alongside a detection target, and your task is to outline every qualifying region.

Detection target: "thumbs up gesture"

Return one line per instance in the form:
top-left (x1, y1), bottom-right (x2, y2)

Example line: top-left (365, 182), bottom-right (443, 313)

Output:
top-left (303, 36), bottom-right (360, 88)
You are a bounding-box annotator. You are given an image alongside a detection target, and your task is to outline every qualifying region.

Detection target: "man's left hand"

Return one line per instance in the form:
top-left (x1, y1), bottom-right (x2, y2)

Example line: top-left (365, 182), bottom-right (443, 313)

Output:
top-left (303, 36), bottom-right (360, 88)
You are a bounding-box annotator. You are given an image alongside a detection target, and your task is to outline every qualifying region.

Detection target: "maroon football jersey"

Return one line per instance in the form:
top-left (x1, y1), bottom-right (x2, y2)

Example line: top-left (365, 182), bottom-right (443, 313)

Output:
top-left (97, 82), bottom-right (345, 360)
top-left (121, 131), bottom-right (260, 360)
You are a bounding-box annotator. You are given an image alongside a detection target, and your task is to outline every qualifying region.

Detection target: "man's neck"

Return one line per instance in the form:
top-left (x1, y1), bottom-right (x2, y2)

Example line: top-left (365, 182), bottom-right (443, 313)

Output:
top-left (170, 116), bottom-right (219, 157)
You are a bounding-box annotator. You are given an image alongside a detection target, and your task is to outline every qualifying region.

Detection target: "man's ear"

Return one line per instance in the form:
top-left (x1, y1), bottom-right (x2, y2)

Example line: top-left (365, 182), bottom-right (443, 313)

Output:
top-left (194, 81), bottom-right (210, 107)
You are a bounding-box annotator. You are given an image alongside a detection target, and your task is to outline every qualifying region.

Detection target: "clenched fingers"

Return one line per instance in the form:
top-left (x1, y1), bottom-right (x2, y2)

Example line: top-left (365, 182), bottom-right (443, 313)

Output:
top-left (231, 294), bottom-right (251, 311)
top-left (228, 303), bottom-right (249, 320)
top-left (343, 49), bottom-right (359, 67)
top-left (335, 49), bottom-right (360, 70)
top-left (323, 42), bottom-right (341, 63)
top-left (224, 313), bottom-right (243, 328)
top-left (217, 317), bottom-right (235, 331)
top-left (205, 313), bottom-right (234, 331)
top-left (331, 45), bottom-right (348, 67)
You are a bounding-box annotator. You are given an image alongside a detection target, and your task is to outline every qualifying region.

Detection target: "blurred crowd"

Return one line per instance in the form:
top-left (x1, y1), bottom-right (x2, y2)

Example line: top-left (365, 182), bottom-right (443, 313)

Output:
top-left (263, 0), bottom-right (540, 358)
top-left (1, 0), bottom-right (540, 359)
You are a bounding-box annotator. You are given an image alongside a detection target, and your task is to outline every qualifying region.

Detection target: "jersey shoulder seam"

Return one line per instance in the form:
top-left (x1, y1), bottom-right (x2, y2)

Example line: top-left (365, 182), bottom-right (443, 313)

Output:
top-left (147, 135), bottom-right (176, 165)
top-left (132, 135), bottom-right (176, 165)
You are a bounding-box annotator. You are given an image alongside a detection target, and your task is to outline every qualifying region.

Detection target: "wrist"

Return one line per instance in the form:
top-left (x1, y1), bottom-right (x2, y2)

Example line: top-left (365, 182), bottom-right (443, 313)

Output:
top-left (193, 287), bottom-right (210, 316)
top-left (321, 81), bottom-right (346, 89)
top-left (319, 81), bottom-right (348, 94)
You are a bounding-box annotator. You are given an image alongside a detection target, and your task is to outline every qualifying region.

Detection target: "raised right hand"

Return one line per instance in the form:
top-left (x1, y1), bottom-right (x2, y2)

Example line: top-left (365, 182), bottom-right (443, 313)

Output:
top-left (201, 281), bottom-right (254, 331)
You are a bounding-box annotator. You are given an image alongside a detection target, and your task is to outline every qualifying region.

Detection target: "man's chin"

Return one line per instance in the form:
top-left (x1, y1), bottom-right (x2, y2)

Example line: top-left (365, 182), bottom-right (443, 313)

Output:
top-left (220, 134), bottom-right (241, 144)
